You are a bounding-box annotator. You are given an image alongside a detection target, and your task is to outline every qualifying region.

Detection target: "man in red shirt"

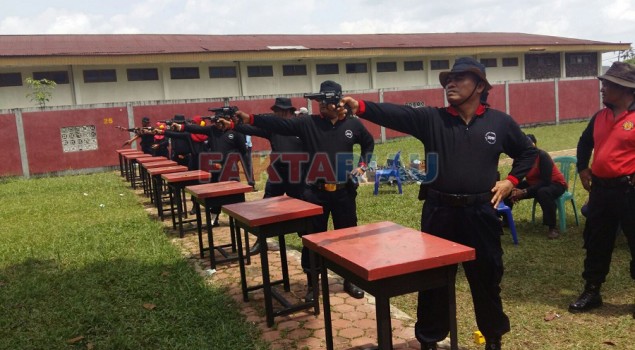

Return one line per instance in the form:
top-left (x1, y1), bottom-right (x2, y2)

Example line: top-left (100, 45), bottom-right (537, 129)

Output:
top-left (570, 61), bottom-right (635, 313)
top-left (506, 134), bottom-right (567, 239)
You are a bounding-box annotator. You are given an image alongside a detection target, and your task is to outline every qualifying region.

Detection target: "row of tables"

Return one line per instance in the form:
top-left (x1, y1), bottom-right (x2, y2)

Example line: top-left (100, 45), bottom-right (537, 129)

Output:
top-left (116, 148), bottom-right (476, 350)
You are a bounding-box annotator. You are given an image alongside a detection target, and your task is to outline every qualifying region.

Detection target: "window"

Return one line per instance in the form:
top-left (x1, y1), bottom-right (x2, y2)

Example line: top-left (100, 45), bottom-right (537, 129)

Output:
top-left (282, 64), bottom-right (307, 76)
top-left (569, 54), bottom-right (592, 64)
top-left (0, 72), bottom-right (23, 87)
top-left (480, 58), bottom-right (497, 68)
top-left (316, 63), bottom-right (339, 75)
top-left (209, 66), bottom-right (237, 78)
top-left (377, 62), bottom-right (397, 73)
top-left (127, 68), bottom-right (159, 81)
top-left (246, 65), bottom-right (274, 78)
top-left (430, 60), bottom-right (450, 70)
top-left (83, 69), bottom-right (117, 83)
top-left (502, 57), bottom-right (519, 67)
top-left (404, 61), bottom-right (424, 71)
top-left (33, 71), bottom-right (69, 84)
top-left (346, 63), bottom-right (368, 74)
top-left (170, 67), bottom-right (200, 80)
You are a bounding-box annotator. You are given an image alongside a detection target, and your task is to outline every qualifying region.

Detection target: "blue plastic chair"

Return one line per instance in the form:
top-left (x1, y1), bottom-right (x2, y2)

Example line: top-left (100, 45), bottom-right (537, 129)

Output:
top-left (374, 151), bottom-right (403, 195)
top-left (497, 201), bottom-right (518, 245)
top-left (531, 155), bottom-right (579, 233)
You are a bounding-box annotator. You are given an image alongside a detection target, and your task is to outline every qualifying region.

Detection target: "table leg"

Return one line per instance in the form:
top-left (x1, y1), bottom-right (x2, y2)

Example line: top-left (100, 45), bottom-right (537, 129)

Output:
top-left (118, 154), bottom-right (124, 177)
top-left (279, 235), bottom-right (290, 292)
top-left (207, 205), bottom-right (217, 269)
top-left (174, 185), bottom-right (185, 238)
top-left (168, 186), bottom-right (176, 230)
top-left (154, 176), bottom-right (164, 220)
top-left (309, 251), bottom-right (320, 316)
top-left (258, 234), bottom-right (275, 327)
top-left (195, 202), bottom-right (204, 258)
top-left (234, 219), bottom-right (249, 302)
top-left (321, 259), bottom-right (333, 350)
top-left (375, 296), bottom-right (393, 350)
top-left (448, 267), bottom-right (458, 350)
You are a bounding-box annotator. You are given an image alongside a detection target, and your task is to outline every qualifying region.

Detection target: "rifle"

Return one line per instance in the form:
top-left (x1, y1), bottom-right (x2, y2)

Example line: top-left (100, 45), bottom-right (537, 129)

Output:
top-left (115, 125), bottom-right (155, 134)
top-left (205, 106), bottom-right (241, 125)
top-left (303, 91), bottom-right (342, 106)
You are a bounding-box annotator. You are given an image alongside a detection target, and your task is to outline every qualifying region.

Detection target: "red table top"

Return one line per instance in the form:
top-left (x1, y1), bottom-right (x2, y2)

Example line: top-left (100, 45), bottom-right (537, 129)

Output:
top-left (147, 165), bottom-right (188, 176)
top-left (302, 221), bottom-right (475, 281)
top-left (142, 160), bottom-right (177, 169)
top-left (185, 181), bottom-right (253, 199)
top-left (136, 156), bottom-right (168, 164)
top-left (116, 149), bottom-right (143, 154)
top-left (223, 196), bottom-right (323, 227)
top-left (161, 170), bottom-right (211, 183)
top-left (123, 153), bottom-right (153, 160)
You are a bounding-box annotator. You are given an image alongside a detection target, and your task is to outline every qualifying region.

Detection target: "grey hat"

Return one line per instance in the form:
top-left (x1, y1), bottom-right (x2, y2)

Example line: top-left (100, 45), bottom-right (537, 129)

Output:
top-left (439, 57), bottom-right (492, 91)
top-left (598, 61), bottom-right (635, 89)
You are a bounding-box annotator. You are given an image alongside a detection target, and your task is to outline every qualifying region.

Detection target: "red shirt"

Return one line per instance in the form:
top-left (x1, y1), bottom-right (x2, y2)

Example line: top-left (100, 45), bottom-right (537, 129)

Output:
top-left (592, 108), bottom-right (635, 177)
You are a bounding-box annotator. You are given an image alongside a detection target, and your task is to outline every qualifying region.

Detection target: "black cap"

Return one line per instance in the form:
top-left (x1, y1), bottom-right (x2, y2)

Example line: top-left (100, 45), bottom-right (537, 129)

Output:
top-left (319, 80), bottom-right (342, 94)
top-left (141, 117), bottom-right (150, 123)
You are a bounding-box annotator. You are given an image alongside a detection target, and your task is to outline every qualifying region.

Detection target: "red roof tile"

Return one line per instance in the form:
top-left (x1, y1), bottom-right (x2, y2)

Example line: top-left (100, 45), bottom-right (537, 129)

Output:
top-left (0, 33), bottom-right (625, 57)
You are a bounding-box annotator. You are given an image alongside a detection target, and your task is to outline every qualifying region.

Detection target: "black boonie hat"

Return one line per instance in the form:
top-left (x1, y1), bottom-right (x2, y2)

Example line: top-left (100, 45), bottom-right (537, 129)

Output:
top-left (141, 116), bottom-right (150, 123)
top-left (439, 57), bottom-right (492, 91)
top-left (598, 61), bottom-right (635, 88)
top-left (270, 97), bottom-right (296, 112)
top-left (173, 114), bottom-right (186, 122)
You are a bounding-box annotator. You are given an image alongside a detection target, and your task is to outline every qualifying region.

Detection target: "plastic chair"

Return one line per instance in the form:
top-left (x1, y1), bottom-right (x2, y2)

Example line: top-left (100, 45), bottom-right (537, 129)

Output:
top-left (374, 151), bottom-right (403, 195)
top-left (531, 155), bottom-right (579, 232)
top-left (497, 202), bottom-right (518, 245)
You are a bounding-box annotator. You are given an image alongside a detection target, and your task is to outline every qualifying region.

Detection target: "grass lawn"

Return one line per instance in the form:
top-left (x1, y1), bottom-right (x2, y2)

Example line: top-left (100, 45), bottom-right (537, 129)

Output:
top-left (1, 120), bottom-right (633, 350)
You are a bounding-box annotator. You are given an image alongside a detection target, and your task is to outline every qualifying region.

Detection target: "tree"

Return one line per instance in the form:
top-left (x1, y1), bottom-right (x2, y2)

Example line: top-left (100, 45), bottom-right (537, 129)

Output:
top-left (621, 48), bottom-right (635, 64)
top-left (25, 77), bottom-right (56, 108)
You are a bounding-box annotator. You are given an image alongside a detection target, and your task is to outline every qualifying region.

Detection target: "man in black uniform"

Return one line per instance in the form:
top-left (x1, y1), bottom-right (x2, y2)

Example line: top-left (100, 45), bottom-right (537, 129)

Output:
top-left (228, 97), bottom-right (307, 255)
top-left (569, 61), bottom-right (635, 315)
top-left (162, 115), bottom-right (194, 168)
top-left (233, 81), bottom-right (375, 301)
top-left (123, 116), bottom-right (154, 155)
top-left (173, 115), bottom-right (249, 226)
top-left (339, 58), bottom-right (536, 350)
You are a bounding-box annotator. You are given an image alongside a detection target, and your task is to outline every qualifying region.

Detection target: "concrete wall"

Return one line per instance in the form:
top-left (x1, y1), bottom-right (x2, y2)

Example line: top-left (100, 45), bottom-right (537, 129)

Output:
top-left (0, 77), bottom-right (600, 178)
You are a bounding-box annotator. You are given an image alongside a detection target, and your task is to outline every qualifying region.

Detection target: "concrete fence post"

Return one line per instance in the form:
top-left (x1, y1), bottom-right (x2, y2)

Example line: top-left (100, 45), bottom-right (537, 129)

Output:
top-left (14, 109), bottom-right (30, 178)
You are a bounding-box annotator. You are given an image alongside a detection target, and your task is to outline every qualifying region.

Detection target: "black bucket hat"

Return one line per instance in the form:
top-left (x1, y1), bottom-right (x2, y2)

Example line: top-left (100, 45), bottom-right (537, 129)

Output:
top-left (439, 57), bottom-right (492, 91)
top-left (598, 61), bottom-right (635, 89)
top-left (319, 80), bottom-right (342, 94)
top-left (270, 97), bottom-right (296, 112)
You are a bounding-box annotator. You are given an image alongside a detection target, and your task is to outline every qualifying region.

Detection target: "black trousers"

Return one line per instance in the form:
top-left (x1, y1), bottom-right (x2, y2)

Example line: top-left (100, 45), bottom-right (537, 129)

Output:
top-left (263, 177), bottom-right (304, 200)
top-left (300, 186), bottom-right (357, 272)
top-left (415, 200), bottom-right (510, 343)
top-left (582, 184), bottom-right (635, 284)
top-left (506, 181), bottom-right (566, 228)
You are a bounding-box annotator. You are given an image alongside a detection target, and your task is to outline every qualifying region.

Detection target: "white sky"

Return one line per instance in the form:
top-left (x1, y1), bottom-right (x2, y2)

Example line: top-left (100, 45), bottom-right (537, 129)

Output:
top-left (2, 0), bottom-right (634, 64)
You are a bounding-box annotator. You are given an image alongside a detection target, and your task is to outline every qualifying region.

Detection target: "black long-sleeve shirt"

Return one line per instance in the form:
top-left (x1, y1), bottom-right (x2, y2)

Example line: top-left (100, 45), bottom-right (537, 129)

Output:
top-left (184, 124), bottom-right (248, 163)
top-left (360, 101), bottom-right (536, 194)
top-left (251, 114), bottom-right (374, 183)
top-left (235, 124), bottom-right (305, 173)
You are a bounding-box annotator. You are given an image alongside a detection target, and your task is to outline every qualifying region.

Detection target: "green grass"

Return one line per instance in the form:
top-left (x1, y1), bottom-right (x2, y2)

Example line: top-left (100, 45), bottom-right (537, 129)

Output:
top-left (2, 120), bottom-right (632, 350)
top-left (0, 174), bottom-right (267, 350)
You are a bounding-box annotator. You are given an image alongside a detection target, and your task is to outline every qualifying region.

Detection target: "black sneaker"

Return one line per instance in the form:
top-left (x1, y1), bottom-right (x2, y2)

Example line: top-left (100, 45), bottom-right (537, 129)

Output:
top-left (421, 342), bottom-right (437, 350)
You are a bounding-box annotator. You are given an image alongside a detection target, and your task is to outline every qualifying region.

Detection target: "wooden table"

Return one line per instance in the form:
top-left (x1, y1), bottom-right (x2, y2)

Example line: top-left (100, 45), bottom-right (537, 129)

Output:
top-left (115, 149), bottom-right (143, 178)
top-left (222, 196), bottom-right (323, 327)
top-left (147, 165), bottom-right (189, 220)
top-left (123, 152), bottom-right (153, 188)
top-left (141, 160), bottom-right (178, 200)
top-left (185, 181), bottom-right (254, 269)
top-left (302, 221), bottom-right (475, 350)
top-left (161, 170), bottom-right (211, 238)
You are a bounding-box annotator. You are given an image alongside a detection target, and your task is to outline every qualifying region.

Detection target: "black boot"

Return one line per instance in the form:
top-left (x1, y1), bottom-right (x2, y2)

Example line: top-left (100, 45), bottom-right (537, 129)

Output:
top-left (304, 273), bottom-right (315, 303)
top-left (343, 280), bottom-right (364, 299)
top-left (420, 342), bottom-right (437, 350)
top-left (569, 283), bottom-right (603, 313)
top-left (249, 238), bottom-right (261, 256)
top-left (484, 337), bottom-right (501, 350)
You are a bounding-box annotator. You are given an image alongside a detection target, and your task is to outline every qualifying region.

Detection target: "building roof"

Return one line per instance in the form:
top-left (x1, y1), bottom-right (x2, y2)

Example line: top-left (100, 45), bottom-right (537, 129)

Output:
top-left (0, 33), bottom-right (629, 57)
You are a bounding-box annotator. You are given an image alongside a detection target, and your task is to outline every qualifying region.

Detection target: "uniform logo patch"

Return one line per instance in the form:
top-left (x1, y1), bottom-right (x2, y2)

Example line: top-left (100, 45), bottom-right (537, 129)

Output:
top-left (623, 121), bottom-right (634, 131)
top-left (485, 132), bottom-right (496, 144)
top-left (345, 130), bottom-right (353, 139)
top-left (228, 133), bottom-right (234, 140)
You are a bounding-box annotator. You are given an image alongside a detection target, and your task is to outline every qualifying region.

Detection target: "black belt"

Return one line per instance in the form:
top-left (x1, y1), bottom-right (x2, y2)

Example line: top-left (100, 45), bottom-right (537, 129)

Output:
top-left (427, 189), bottom-right (492, 207)
top-left (311, 182), bottom-right (348, 192)
top-left (592, 175), bottom-right (634, 188)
